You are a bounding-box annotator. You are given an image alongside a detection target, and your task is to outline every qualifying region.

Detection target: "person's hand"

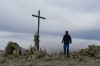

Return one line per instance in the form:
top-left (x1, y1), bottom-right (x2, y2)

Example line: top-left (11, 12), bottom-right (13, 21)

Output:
top-left (62, 41), bottom-right (63, 43)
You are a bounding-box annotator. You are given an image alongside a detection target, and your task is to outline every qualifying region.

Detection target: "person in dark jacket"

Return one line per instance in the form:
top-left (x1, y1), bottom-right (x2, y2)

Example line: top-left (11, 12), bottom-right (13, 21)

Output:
top-left (62, 31), bottom-right (72, 56)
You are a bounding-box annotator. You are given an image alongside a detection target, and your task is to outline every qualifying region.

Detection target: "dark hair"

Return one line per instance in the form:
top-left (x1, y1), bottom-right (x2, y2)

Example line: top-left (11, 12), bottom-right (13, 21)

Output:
top-left (66, 31), bottom-right (68, 33)
top-left (65, 31), bottom-right (68, 35)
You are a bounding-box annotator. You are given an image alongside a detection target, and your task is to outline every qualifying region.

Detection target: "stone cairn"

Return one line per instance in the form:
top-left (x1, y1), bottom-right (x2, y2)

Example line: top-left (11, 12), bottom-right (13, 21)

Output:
top-left (3, 41), bottom-right (47, 60)
top-left (4, 41), bottom-right (21, 57)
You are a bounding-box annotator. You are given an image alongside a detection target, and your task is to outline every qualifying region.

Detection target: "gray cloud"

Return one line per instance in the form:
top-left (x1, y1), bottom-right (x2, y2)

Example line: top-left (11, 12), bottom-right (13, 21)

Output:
top-left (72, 30), bottom-right (100, 40)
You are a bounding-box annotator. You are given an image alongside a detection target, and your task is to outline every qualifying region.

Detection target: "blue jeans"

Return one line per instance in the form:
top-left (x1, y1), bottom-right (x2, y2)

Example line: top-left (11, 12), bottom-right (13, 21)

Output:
top-left (63, 44), bottom-right (69, 54)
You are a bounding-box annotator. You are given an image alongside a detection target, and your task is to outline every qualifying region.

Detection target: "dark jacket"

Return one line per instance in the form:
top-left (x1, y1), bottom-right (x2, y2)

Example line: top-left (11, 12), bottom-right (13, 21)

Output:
top-left (62, 35), bottom-right (72, 44)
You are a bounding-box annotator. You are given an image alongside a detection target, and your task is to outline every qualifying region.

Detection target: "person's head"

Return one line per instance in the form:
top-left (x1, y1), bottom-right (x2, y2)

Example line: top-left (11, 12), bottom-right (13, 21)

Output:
top-left (65, 31), bottom-right (68, 35)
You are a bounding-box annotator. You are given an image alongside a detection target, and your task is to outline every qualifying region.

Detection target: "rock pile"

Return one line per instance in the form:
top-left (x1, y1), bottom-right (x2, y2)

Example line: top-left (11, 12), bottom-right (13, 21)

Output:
top-left (4, 41), bottom-right (21, 57)
top-left (26, 46), bottom-right (47, 60)
top-left (2, 41), bottom-right (47, 61)
top-left (79, 44), bottom-right (100, 58)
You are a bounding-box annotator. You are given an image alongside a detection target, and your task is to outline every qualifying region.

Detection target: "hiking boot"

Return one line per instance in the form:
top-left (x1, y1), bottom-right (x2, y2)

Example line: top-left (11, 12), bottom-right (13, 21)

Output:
top-left (64, 51), bottom-right (66, 55)
top-left (67, 52), bottom-right (69, 58)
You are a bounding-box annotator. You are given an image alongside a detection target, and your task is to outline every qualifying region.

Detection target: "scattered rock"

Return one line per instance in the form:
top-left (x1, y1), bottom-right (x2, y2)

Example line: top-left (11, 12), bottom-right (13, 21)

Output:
top-left (0, 57), bottom-right (6, 64)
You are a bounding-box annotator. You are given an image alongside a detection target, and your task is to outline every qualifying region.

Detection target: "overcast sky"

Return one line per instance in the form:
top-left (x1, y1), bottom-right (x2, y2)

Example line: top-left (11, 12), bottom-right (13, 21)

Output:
top-left (0, 0), bottom-right (100, 52)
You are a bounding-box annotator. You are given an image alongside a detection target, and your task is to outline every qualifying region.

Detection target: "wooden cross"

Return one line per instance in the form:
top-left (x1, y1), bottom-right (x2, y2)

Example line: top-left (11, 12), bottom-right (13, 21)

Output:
top-left (32, 10), bottom-right (46, 50)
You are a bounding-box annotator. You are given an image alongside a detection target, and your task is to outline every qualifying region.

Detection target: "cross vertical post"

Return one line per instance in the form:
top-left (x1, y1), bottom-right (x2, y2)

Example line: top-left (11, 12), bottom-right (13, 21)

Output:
top-left (38, 10), bottom-right (40, 38)
top-left (32, 10), bottom-right (46, 50)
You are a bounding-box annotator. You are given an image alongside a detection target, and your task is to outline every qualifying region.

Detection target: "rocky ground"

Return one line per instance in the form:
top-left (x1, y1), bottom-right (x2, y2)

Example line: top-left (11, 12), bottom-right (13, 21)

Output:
top-left (0, 44), bottom-right (100, 66)
top-left (0, 53), bottom-right (100, 66)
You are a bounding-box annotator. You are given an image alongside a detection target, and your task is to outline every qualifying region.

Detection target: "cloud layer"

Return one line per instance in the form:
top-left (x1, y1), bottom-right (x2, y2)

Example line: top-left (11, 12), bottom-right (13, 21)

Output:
top-left (0, 0), bottom-right (100, 51)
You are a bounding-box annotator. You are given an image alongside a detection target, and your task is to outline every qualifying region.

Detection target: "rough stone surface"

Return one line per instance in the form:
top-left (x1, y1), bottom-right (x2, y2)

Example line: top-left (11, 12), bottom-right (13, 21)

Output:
top-left (79, 44), bottom-right (100, 57)
top-left (0, 43), bottom-right (100, 66)
top-left (4, 41), bottom-right (21, 56)
top-left (0, 57), bottom-right (6, 64)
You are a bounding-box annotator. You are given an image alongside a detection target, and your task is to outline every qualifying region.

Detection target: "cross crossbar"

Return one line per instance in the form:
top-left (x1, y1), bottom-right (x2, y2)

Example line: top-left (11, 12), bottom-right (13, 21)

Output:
top-left (32, 14), bottom-right (46, 19)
